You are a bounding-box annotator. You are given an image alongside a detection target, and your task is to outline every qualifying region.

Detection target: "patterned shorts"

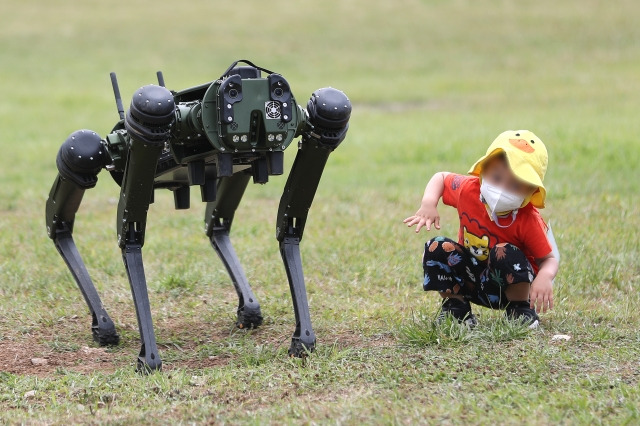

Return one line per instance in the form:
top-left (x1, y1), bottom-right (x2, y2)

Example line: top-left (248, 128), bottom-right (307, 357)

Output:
top-left (422, 237), bottom-right (535, 309)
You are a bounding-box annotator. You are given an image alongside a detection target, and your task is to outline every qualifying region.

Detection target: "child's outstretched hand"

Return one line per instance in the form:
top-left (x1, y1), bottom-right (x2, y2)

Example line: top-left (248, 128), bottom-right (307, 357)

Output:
top-left (405, 172), bottom-right (447, 233)
top-left (403, 205), bottom-right (441, 233)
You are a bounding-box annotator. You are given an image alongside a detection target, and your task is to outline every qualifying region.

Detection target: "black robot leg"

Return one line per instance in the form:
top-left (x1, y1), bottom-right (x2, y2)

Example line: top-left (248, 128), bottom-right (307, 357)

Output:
top-left (277, 87), bottom-right (351, 357)
top-left (45, 130), bottom-right (120, 346)
top-left (121, 237), bottom-right (160, 372)
top-left (276, 144), bottom-right (328, 357)
top-left (204, 169), bottom-right (263, 329)
top-left (117, 84), bottom-right (175, 372)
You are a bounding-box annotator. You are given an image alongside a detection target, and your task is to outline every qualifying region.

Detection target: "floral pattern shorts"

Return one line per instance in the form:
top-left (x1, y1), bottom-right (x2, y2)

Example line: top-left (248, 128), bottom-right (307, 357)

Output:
top-left (422, 237), bottom-right (535, 309)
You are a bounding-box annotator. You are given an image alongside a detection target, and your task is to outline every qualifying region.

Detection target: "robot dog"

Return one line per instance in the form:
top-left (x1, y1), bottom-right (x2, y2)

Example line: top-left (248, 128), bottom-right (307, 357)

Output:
top-left (45, 60), bottom-right (351, 371)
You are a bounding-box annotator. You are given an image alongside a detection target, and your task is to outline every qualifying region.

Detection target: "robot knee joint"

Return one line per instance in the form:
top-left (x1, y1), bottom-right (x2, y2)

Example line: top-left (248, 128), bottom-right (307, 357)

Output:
top-left (125, 84), bottom-right (175, 145)
top-left (307, 87), bottom-right (351, 147)
top-left (56, 129), bottom-right (106, 188)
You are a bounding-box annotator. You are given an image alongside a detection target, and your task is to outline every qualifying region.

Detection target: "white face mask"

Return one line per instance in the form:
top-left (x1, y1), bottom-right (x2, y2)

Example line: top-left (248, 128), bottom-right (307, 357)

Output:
top-left (480, 179), bottom-right (524, 227)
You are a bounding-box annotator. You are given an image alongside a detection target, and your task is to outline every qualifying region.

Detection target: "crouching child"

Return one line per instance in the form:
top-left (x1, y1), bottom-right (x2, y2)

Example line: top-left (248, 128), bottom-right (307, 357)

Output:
top-left (404, 130), bottom-right (558, 328)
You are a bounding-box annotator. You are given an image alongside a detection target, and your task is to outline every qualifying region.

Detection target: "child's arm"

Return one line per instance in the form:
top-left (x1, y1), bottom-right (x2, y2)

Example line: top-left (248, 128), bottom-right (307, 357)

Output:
top-left (530, 254), bottom-right (559, 313)
top-left (403, 172), bottom-right (450, 233)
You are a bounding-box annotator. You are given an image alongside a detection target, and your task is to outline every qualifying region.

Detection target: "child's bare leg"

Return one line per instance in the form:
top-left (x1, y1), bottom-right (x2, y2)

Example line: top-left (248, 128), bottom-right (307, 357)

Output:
top-left (505, 282), bottom-right (529, 302)
top-left (505, 282), bottom-right (539, 327)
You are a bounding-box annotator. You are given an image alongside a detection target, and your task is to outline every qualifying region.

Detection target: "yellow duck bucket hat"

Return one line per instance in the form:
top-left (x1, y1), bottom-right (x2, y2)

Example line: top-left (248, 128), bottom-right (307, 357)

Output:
top-left (469, 130), bottom-right (548, 208)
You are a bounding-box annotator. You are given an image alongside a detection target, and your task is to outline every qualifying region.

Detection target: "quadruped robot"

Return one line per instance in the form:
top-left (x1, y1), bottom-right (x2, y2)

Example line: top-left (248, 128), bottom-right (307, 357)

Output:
top-left (45, 60), bottom-right (351, 371)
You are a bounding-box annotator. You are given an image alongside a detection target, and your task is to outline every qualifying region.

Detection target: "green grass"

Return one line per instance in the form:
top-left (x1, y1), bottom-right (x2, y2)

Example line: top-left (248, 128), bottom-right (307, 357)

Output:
top-left (1, 0), bottom-right (640, 424)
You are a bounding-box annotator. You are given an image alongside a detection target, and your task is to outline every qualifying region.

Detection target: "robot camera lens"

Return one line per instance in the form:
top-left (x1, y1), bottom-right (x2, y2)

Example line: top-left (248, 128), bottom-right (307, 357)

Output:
top-left (274, 88), bottom-right (284, 97)
top-left (229, 89), bottom-right (239, 98)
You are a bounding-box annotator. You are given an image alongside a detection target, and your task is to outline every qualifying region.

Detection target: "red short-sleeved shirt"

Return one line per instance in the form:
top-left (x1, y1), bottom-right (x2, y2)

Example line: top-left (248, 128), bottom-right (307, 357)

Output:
top-left (442, 173), bottom-right (552, 273)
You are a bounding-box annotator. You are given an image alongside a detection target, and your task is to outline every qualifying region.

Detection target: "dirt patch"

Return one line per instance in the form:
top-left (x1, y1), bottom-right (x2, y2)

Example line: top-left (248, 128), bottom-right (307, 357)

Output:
top-left (0, 339), bottom-right (119, 376)
top-left (0, 314), bottom-right (398, 377)
top-left (0, 335), bottom-right (238, 377)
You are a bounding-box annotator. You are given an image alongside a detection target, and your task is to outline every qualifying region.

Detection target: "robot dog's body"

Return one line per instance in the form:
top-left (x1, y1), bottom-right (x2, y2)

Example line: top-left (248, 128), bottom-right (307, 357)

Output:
top-left (45, 60), bottom-right (351, 371)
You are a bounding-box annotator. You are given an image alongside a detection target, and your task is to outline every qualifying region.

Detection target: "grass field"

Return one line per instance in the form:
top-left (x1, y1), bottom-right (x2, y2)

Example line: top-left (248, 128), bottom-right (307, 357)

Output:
top-left (1, 0), bottom-right (639, 424)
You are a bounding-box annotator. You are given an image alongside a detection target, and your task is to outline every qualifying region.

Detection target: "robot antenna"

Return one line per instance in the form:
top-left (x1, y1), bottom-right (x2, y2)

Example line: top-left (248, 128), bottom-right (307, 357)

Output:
top-left (109, 72), bottom-right (125, 120)
top-left (156, 71), bottom-right (165, 87)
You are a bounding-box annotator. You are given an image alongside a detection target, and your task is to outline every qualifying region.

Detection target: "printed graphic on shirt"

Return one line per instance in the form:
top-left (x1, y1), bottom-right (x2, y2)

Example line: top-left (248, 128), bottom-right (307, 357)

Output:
top-left (463, 227), bottom-right (490, 261)
top-left (444, 173), bottom-right (552, 273)
top-left (450, 174), bottom-right (465, 191)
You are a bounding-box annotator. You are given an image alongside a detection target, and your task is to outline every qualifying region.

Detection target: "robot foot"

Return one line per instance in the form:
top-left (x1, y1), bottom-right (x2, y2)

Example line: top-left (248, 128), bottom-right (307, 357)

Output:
top-left (236, 305), bottom-right (263, 329)
top-left (288, 336), bottom-right (316, 358)
top-left (136, 354), bottom-right (162, 374)
top-left (92, 326), bottom-right (120, 346)
top-left (91, 313), bottom-right (120, 346)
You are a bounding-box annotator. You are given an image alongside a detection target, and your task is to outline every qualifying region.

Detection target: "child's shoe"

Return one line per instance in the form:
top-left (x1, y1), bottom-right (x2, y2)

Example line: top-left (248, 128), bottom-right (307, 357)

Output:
top-left (506, 301), bottom-right (540, 329)
top-left (438, 298), bottom-right (478, 328)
